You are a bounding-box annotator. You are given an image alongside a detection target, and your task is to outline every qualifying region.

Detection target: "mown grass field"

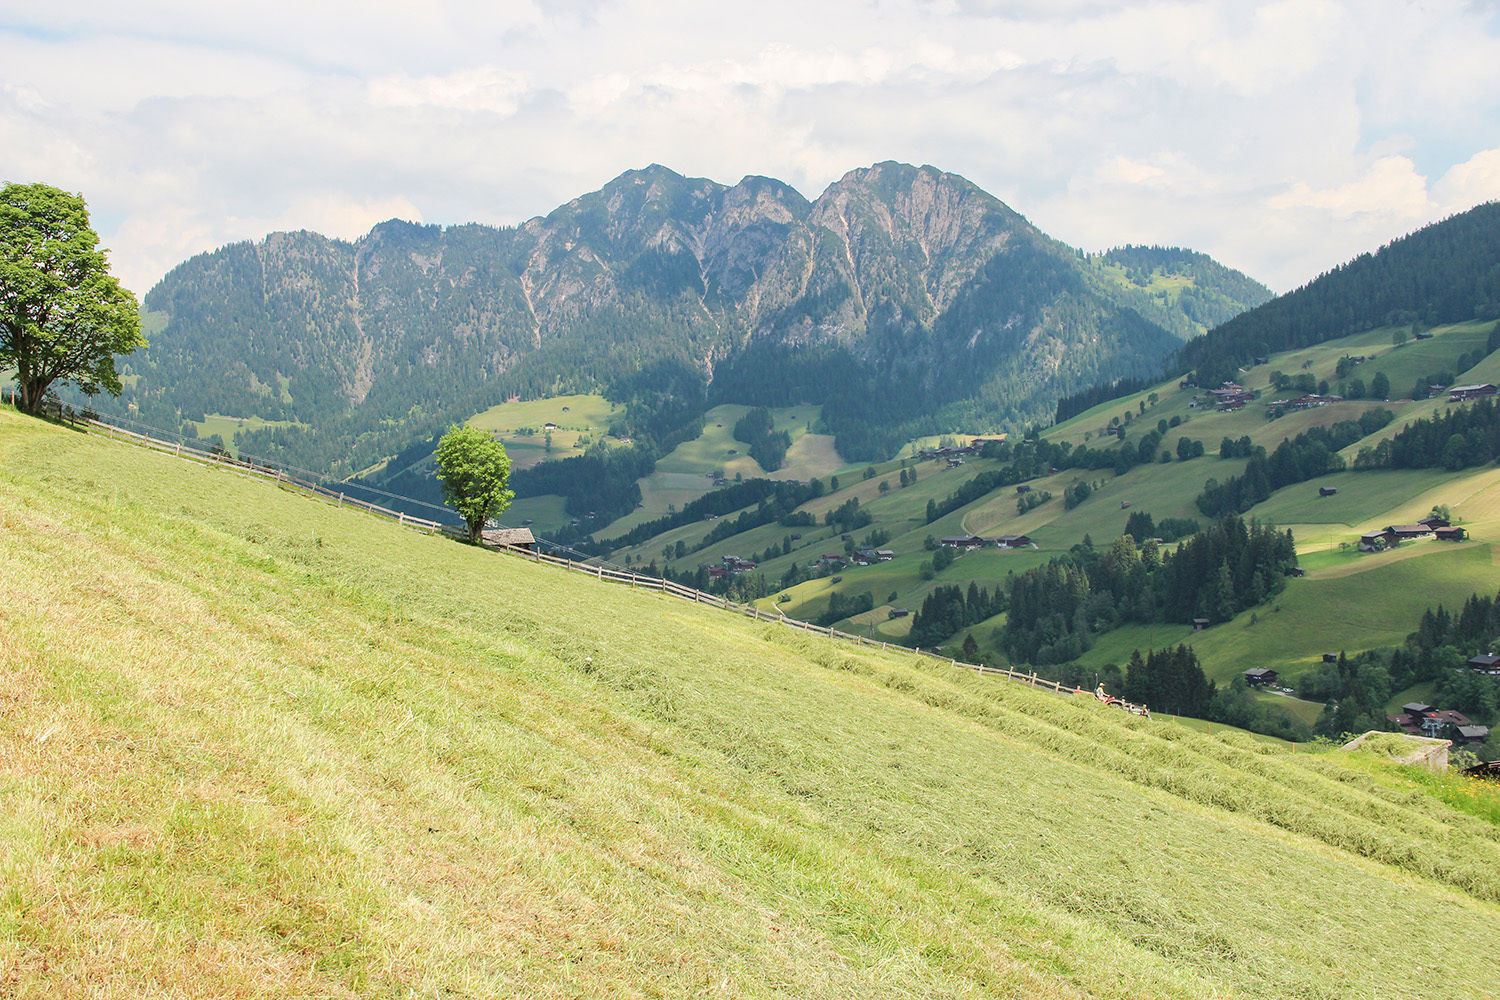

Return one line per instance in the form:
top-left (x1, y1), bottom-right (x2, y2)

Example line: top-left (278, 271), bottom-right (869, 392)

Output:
top-left (4, 406), bottom-right (1500, 999)
top-left (1187, 543), bottom-right (1500, 683)
top-left (189, 413), bottom-right (305, 455)
top-left (604, 405), bottom-right (844, 537)
top-left (467, 393), bottom-right (624, 471)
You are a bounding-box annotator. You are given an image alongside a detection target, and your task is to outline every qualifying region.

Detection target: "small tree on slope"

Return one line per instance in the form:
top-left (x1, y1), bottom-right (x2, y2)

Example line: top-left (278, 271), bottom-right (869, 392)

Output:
top-left (435, 425), bottom-right (515, 543)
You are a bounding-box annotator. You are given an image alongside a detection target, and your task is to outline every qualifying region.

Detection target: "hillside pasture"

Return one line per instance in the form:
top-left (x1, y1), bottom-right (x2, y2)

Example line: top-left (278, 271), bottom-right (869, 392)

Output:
top-left (467, 393), bottom-right (624, 469)
top-left (610, 404), bottom-right (844, 533)
top-left (1250, 469), bottom-right (1466, 541)
top-left (1186, 543), bottom-right (1499, 683)
top-left (499, 493), bottom-right (571, 533)
top-left (1352, 320), bottom-right (1495, 393)
top-left (4, 408), bottom-right (1500, 999)
top-left (189, 413), bottom-right (306, 455)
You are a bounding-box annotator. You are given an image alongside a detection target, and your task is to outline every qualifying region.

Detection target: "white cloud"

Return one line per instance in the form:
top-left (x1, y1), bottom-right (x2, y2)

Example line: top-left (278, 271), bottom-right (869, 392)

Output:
top-left (1268, 156), bottom-right (1434, 220)
top-left (3, 0), bottom-right (1500, 296)
top-left (1433, 147), bottom-right (1500, 210)
top-left (368, 67), bottom-right (531, 114)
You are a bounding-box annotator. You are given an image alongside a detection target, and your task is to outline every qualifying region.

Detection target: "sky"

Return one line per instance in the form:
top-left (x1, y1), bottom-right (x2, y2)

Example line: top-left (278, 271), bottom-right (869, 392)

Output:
top-left (3, 0), bottom-right (1499, 298)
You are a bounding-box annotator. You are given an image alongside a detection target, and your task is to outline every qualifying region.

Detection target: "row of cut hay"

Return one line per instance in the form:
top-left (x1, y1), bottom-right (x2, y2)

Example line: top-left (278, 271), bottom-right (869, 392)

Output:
top-left (830, 651), bottom-right (1500, 901)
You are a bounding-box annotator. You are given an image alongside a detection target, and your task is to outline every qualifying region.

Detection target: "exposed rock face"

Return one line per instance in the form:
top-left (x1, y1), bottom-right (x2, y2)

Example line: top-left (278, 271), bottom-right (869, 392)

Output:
top-left (120, 162), bottom-right (1270, 473)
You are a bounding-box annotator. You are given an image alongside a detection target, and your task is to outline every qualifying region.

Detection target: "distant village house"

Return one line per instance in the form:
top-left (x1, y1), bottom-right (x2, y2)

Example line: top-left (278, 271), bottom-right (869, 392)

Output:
top-left (1449, 383), bottom-right (1497, 403)
top-left (1243, 667), bottom-right (1278, 687)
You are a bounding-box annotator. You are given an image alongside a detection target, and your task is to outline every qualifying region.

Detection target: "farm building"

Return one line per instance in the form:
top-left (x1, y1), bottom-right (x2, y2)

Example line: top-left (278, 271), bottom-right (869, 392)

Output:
top-left (1448, 383), bottom-right (1497, 402)
top-left (481, 527), bottom-right (537, 551)
top-left (1467, 653), bottom-right (1500, 674)
top-left (1243, 667), bottom-right (1278, 687)
top-left (1359, 530), bottom-right (1392, 552)
top-left (939, 535), bottom-right (989, 550)
top-left (1318, 486), bottom-right (1338, 497)
top-left (1192, 618), bottom-right (1210, 631)
top-left (1418, 515), bottom-right (1450, 529)
top-left (1435, 526), bottom-right (1467, 541)
top-left (1455, 725), bottom-right (1491, 746)
top-left (1384, 524), bottom-right (1434, 541)
top-left (995, 534), bottom-right (1034, 549)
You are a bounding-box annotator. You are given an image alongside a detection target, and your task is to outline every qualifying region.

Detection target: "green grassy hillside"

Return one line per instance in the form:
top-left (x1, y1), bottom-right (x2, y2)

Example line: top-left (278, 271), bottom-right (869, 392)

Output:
top-left (467, 393), bottom-right (625, 470)
top-left (4, 407), bottom-right (1500, 998)
top-left (606, 404), bottom-right (845, 537)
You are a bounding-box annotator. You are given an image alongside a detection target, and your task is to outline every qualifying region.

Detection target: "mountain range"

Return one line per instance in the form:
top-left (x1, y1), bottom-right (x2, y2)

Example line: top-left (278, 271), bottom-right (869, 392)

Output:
top-left (114, 162), bottom-right (1271, 476)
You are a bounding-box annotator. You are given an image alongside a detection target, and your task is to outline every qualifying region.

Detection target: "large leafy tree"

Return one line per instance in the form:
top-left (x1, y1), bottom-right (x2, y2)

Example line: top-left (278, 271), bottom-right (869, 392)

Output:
top-left (0, 183), bottom-right (143, 415)
top-left (435, 424), bottom-right (515, 543)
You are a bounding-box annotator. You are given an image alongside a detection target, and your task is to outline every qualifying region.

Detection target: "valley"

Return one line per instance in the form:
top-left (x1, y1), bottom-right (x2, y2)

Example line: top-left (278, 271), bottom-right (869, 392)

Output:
top-left (587, 313), bottom-right (1500, 745)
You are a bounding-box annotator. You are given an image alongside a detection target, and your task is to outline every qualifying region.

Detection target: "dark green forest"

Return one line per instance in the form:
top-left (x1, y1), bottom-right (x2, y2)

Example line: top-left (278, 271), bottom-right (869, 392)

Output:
top-left (1002, 516), bottom-right (1298, 665)
top-left (1179, 202), bottom-right (1500, 385)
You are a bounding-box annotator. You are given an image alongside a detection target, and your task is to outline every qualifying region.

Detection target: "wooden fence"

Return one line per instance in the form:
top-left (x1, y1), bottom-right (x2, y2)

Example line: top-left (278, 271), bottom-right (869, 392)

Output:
top-left (82, 415), bottom-right (1151, 719)
top-left (83, 418), bottom-right (452, 535)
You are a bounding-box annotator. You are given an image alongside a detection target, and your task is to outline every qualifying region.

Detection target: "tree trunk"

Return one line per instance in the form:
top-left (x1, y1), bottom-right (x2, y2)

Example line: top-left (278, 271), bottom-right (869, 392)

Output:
top-left (468, 519), bottom-right (484, 545)
top-left (18, 377), bottom-right (52, 416)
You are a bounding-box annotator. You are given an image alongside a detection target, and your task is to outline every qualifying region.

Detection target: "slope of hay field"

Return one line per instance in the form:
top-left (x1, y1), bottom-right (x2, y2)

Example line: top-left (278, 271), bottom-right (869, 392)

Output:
top-left (2, 407), bottom-right (1498, 999)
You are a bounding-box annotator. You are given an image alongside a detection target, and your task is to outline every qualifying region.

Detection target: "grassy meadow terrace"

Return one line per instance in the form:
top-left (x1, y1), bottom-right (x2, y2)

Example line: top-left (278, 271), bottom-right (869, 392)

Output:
top-left (187, 414), bottom-right (306, 456)
top-left (1045, 320), bottom-right (1495, 461)
top-left (604, 404), bottom-right (844, 538)
top-left (4, 406), bottom-right (1500, 998)
top-left (467, 393), bottom-right (625, 471)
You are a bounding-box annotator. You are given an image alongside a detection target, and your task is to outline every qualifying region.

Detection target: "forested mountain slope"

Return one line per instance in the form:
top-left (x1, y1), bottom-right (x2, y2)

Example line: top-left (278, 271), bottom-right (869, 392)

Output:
top-left (111, 163), bottom-right (1270, 475)
top-left (1180, 200), bottom-right (1500, 383)
top-left (2, 406), bottom-right (1498, 999)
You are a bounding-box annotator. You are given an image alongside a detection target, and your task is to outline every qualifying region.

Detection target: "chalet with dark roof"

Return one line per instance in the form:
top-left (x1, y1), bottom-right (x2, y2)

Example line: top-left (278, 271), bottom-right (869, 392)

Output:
top-left (1435, 526), bottom-right (1467, 541)
top-left (939, 535), bottom-right (989, 550)
top-left (1449, 383), bottom-right (1497, 402)
top-left (1243, 667), bottom-right (1278, 687)
top-left (1319, 486), bottom-right (1338, 497)
top-left (1467, 652), bottom-right (1500, 674)
top-left (995, 534), bottom-right (1034, 549)
top-left (1454, 725), bottom-right (1490, 746)
top-left (1384, 524), bottom-right (1434, 541)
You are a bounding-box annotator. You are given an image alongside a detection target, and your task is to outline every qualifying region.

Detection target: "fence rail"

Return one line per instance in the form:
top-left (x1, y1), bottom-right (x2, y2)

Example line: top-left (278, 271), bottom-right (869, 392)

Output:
top-left (81, 414), bottom-right (1151, 720)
